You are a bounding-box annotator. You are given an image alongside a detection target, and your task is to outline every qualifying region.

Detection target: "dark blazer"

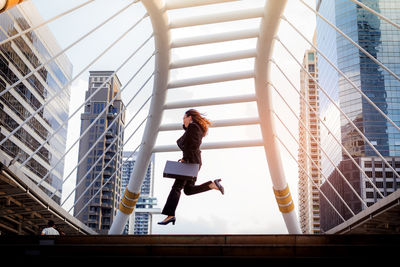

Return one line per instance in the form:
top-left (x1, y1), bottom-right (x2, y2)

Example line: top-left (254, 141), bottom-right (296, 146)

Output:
top-left (176, 122), bottom-right (203, 168)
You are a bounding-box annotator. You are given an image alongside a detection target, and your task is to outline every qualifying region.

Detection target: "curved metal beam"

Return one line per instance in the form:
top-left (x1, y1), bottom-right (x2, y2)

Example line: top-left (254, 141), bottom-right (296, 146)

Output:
top-left (166, 0), bottom-right (239, 10)
top-left (109, 0), bottom-right (170, 234)
top-left (254, 0), bottom-right (301, 234)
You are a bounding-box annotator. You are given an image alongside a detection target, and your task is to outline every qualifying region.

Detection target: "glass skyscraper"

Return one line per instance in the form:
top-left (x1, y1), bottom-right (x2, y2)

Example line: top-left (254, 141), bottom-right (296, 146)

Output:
top-left (74, 71), bottom-right (125, 234)
top-left (316, 0), bottom-right (400, 231)
top-left (0, 2), bottom-right (72, 204)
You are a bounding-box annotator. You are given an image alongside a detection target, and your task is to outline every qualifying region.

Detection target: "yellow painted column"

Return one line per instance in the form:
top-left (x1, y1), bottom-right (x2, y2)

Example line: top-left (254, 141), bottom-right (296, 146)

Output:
top-left (273, 184), bottom-right (295, 213)
top-left (118, 189), bottom-right (140, 215)
top-left (1, 0), bottom-right (25, 13)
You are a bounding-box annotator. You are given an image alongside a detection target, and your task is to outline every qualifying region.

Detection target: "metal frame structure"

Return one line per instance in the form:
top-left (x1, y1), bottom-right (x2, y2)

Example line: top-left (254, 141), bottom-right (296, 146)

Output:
top-left (0, 151), bottom-right (96, 235)
top-left (110, 0), bottom-right (301, 234)
top-left (110, 0), bottom-right (171, 234)
top-left (2, 0), bottom-right (399, 236)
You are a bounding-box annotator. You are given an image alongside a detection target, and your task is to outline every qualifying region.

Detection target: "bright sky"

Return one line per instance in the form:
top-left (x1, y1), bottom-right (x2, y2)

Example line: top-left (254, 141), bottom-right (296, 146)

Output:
top-left (31, 0), bottom-right (316, 234)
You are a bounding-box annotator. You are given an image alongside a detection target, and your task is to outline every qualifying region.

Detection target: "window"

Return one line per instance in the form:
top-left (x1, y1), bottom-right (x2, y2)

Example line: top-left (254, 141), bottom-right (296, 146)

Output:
top-left (93, 103), bottom-right (105, 114)
top-left (308, 52), bottom-right (314, 61)
top-left (308, 64), bottom-right (315, 72)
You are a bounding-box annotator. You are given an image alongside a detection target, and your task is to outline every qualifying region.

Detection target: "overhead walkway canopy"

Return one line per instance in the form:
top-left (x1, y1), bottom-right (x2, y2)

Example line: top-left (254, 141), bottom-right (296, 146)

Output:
top-left (0, 0), bottom-right (400, 236)
top-left (0, 152), bottom-right (96, 235)
top-left (327, 189), bottom-right (400, 234)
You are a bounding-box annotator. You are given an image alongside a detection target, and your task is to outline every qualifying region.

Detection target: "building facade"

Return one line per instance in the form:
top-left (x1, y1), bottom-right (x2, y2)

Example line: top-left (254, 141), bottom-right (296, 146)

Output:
top-left (298, 37), bottom-right (322, 234)
top-left (316, 0), bottom-right (400, 231)
top-left (74, 71), bottom-right (125, 234)
top-left (121, 152), bottom-right (159, 235)
top-left (0, 2), bottom-right (72, 204)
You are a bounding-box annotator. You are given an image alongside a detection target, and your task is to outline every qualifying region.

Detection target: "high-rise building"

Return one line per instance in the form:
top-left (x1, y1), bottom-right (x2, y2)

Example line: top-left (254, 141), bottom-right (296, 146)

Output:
top-left (298, 34), bottom-right (321, 234)
top-left (316, 0), bottom-right (400, 232)
top-left (74, 71), bottom-right (125, 234)
top-left (121, 152), bottom-right (159, 235)
top-left (0, 2), bottom-right (72, 204)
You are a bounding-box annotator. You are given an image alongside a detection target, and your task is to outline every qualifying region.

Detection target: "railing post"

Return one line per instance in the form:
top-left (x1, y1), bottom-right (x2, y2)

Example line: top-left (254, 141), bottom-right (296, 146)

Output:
top-left (254, 0), bottom-right (301, 234)
top-left (109, 0), bottom-right (170, 234)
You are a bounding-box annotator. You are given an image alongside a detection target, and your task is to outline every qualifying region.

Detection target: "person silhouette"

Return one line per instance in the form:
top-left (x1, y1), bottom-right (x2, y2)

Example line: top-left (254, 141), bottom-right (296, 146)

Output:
top-left (158, 109), bottom-right (224, 226)
top-left (41, 220), bottom-right (60, 235)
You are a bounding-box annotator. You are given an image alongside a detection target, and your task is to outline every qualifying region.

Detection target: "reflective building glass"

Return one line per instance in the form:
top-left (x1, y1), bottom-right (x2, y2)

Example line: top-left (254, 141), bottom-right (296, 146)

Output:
top-left (316, 0), bottom-right (400, 232)
top-left (0, 3), bottom-right (72, 203)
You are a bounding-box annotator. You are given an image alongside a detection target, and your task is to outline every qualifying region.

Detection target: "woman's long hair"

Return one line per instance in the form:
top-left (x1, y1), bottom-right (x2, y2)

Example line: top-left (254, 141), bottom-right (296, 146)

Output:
top-left (185, 109), bottom-right (212, 137)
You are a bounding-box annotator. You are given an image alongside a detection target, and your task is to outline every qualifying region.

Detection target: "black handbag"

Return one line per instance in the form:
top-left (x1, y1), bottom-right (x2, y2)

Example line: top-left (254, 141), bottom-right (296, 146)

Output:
top-left (163, 160), bottom-right (199, 181)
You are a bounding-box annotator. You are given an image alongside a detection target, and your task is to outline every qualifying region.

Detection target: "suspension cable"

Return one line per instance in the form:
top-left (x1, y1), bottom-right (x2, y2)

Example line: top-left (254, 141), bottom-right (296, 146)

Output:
top-left (51, 67), bottom-right (154, 198)
top-left (39, 48), bottom-right (153, 190)
top-left (73, 142), bottom-right (142, 217)
top-left (0, 11), bottom-right (148, 151)
top-left (274, 132), bottom-right (346, 222)
top-left (69, 113), bottom-right (149, 213)
top-left (0, 1), bottom-right (139, 100)
top-left (57, 74), bottom-right (154, 202)
top-left (281, 15), bottom-right (400, 133)
top-left (60, 93), bottom-right (152, 204)
top-left (0, 0), bottom-right (96, 47)
top-left (348, 0), bottom-right (400, 30)
top-left (271, 58), bottom-right (385, 198)
top-left (275, 37), bottom-right (400, 184)
top-left (32, 38), bottom-right (153, 187)
top-left (299, 0), bottom-right (400, 84)
top-left (0, 14), bottom-right (148, 179)
top-left (273, 109), bottom-right (355, 216)
top-left (269, 81), bottom-right (368, 208)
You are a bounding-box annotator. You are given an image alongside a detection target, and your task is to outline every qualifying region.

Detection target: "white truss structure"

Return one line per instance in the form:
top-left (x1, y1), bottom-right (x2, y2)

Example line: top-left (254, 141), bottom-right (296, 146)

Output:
top-left (109, 0), bottom-right (301, 234)
top-left (1, 0), bottom-right (399, 235)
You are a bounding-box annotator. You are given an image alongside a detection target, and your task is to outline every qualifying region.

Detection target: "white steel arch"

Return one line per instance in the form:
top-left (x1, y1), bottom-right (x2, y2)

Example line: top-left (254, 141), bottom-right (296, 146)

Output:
top-left (109, 0), bottom-right (301, 235)
top-left (254, 0), bottom-right (300, 234)
top-left (109, 0), bottom-right (171, 234)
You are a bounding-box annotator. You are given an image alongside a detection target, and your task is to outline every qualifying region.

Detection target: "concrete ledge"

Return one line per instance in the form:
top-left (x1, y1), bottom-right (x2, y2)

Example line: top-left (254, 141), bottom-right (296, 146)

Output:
top-left (0, 234), bottom-right (399, 264)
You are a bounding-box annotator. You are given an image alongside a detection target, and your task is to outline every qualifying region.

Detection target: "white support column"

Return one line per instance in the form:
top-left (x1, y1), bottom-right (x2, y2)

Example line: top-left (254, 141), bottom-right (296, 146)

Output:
top-left (166, 0), bottom-right (239, 10)
top-left (159, 117), bottom-right (260, 131)
top-left (109, 0), bottom-right (170, 235)
top-left (170, 49), bottom-right (256, 69)
top-left (153, 139), bottom-right (264, 153)
top-left (169, 7), bottom-right (264, 28)
top-left (171, 28), bottom-right (259, 48)
top-left (167, 70), bottom-right (254, 89)
top-left (164, 94), bottom-right (256, 110)
top-left (254, 0), bottom-right (301, 234)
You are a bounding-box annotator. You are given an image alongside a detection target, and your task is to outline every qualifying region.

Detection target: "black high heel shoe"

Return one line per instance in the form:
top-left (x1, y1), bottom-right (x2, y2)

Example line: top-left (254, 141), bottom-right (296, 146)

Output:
top-left (214, 179), bottom-right (224, 195)
top-left (158, 216), bottom-right (176, 225)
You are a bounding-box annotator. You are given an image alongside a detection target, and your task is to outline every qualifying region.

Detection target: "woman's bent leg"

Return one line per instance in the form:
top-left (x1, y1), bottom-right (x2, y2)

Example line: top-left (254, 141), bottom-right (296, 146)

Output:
top-left (183, 180), bottom-right (212, 195)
